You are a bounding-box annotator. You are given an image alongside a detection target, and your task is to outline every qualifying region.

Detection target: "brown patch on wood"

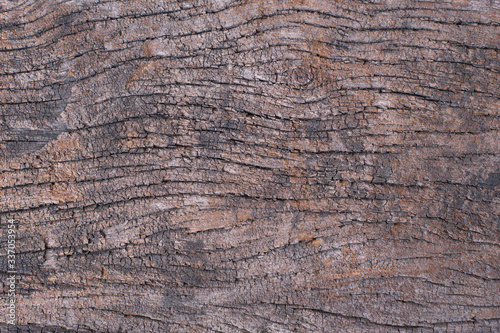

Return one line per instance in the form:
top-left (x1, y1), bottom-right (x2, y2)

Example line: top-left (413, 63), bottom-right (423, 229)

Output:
top-left (126, 61), bottom-right (158, 90)
top-left (297, 232), bottom-right (315, 243)
top-left (141, 41), bottom-right (155, 57)
top-left (390, 222), bottom-right (405, 237)
top-left (306, 238), bottom-right (323, 246)
top-left (46, 182), bottom-right (81, 203)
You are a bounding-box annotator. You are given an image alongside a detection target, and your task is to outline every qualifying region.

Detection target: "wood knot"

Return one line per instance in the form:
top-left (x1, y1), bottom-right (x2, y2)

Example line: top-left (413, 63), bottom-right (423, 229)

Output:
top-left (290, 67), bottom-right (315, 87)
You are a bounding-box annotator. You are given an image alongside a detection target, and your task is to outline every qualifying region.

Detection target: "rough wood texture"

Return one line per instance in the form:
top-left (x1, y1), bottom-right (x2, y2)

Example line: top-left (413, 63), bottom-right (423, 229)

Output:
top-left (1, 0), bottom-right (499, 332)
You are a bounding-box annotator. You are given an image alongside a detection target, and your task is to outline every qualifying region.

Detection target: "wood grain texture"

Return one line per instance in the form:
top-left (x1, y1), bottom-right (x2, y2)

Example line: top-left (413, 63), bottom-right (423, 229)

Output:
top-left (0, 0), bottom-right (499, 332)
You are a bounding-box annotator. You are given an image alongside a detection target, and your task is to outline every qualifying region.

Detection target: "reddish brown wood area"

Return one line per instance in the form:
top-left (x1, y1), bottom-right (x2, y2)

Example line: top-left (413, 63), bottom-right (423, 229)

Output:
top-left (0, 0), bottom-right (499, 332)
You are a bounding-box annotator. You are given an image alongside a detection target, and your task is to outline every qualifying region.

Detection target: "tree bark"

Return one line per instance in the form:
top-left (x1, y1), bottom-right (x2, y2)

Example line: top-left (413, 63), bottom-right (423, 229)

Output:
top-left (0, 0), bottom-right (499, 332)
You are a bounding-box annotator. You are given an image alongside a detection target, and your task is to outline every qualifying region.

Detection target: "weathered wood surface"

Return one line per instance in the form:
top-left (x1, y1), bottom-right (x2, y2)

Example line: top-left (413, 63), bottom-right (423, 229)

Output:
top-left (0, 0), bottom-right (499, 332)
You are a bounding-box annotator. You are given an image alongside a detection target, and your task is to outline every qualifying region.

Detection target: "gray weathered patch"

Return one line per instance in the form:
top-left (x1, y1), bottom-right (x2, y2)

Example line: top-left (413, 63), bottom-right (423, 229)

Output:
top-left (484, 172), bottom-right (500, 187)
top-left (3, 120), bottom-right (68, 157)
